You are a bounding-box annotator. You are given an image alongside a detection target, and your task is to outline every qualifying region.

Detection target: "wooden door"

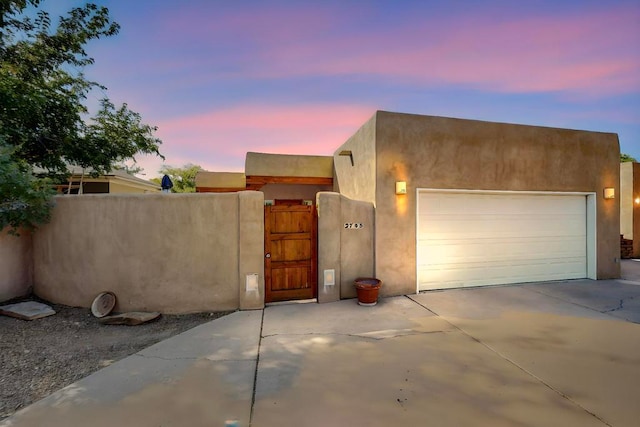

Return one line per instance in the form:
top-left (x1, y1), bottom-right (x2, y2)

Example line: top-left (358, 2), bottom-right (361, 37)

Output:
top-left (265, 203), bottom-right (317, 302)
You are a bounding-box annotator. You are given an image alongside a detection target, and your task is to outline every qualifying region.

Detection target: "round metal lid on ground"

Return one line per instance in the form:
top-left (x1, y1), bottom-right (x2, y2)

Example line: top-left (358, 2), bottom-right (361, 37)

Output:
top-left (91, 292), bottom-right (116, 318)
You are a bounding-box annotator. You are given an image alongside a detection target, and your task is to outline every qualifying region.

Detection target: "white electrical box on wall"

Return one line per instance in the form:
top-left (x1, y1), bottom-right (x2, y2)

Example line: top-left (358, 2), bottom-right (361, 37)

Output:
top-left (324, 269), bottom-right (335, 286)
top-left (246, 274), bottom-right (259, 292)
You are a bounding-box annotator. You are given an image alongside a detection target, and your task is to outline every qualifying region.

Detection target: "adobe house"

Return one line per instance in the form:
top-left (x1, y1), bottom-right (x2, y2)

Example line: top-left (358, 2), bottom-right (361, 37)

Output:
top-left (56, 166), bottom-right (161, 194)
top-left (197, 110), bottom-right (621, 302)
top-left (334, 111), bottom-right (620, 297)
top-left (3, 110), bottom-right (620, 312)
top-left (620, 162), bottom-right (640, 258)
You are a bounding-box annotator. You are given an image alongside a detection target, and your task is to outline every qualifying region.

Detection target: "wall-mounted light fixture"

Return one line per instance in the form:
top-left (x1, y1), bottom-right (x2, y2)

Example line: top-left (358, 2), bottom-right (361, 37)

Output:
top-left (635, 197), bottom-right (640, 205)
top-left (603, 187), bottom-right (615, 199)
top-left (338, 150), bottom-right (354, 166)
top-left (396, 181), bottom-right (407, 195)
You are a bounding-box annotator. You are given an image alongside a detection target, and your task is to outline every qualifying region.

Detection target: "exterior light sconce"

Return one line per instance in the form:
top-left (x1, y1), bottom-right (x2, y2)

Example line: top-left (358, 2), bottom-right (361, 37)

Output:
top-left (396, 181), bottom-right (407, 195)
top-left (339, 150), bottom-right (354, 166)
top-left (603, 188), bottom-right (615, 200)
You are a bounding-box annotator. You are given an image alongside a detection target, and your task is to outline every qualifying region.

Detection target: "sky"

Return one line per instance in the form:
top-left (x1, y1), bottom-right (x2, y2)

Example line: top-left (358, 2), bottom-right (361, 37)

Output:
top-left (39, 0), bottom-right (640, 178)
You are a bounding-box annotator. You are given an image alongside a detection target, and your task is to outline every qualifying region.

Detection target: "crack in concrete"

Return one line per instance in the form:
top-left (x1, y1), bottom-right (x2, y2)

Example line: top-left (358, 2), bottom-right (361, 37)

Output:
top-left (131, 354), bottom-right (198, 361)
top-left (131, 353), bottom-right (254, 363)
top-left (526, 286), bottom-right (638, 321)
top-left (525, 286), bottom-right (615, 316)
top-left (249, 308), bottom-right (264, 427)
top-left (602, 295), bottom-right (635, 313)
top-left (260, 330), bottom-right (450, 341)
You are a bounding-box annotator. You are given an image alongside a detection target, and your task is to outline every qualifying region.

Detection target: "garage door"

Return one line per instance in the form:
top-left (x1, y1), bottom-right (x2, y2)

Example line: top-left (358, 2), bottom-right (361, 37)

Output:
top-left (417, 191), bottom-right (588, 291)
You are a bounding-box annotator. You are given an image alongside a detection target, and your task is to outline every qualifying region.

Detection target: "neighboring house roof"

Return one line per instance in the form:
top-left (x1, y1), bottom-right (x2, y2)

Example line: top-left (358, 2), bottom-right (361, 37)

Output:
top-left (65, 165), bottom-right (157, 185)
top-left (35, 165), bottom-right (161, 193)
top-left (78, 169), bottom-right (160, 193)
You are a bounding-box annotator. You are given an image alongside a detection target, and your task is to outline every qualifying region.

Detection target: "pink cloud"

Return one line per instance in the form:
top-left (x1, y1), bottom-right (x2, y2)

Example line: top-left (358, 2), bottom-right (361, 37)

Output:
top-left (151, 103), bottom-right (375, 173)
top-left (102, 2), bottom-right (639, 100)
top-left (189, 4), bottom-right (639, 97)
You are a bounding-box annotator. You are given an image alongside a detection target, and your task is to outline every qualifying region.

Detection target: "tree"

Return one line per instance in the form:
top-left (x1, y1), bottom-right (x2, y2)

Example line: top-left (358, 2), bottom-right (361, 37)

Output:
top-left (0, 140), bottom-right (53, 234)
top-left (151, 164), bottom-right (204, 193)
top-left (621, 153), bottom-right (637, 163)
top-left (0, 1), bottom-right (163, 233)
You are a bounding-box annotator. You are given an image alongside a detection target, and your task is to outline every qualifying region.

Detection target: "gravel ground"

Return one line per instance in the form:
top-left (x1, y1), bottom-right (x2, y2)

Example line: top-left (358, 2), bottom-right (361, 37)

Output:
top-left (0, 297), bottom-right (230, 420)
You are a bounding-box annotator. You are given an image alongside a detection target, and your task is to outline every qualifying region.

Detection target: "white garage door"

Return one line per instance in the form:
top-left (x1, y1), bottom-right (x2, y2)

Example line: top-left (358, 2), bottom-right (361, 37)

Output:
top-left (417, 191), bottom-right (588, 291)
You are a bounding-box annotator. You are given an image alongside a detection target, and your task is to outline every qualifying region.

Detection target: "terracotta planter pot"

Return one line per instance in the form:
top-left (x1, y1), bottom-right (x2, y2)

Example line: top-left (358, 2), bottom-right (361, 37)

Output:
top-left (354, 278), bottom-right (382, 306)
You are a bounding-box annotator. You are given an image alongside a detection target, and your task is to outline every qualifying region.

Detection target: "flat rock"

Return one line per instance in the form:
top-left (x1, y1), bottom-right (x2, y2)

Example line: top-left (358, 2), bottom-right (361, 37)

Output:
top-left (0, 301), bottom-right (56, 320)
top-left (98, 312), bottom-right (161, 325)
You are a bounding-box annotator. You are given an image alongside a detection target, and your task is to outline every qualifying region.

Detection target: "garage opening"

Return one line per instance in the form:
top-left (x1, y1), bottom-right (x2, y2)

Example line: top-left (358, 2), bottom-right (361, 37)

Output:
top-left (417, 190), bottom-right (596, 291)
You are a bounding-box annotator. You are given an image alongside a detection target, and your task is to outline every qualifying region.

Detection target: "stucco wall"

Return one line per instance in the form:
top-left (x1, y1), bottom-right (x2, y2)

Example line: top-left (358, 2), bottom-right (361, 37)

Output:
top-left (32, 192), bottom-right (264, 313)
top-left (339, 196), bottom-right (375, 298)
top-left (238, 191), bottom-right (266, 309)
top-left (246, 152), bottom-right (333, 177)
top-left (316, 192), bottom-right (374, 302)
top-left (620, 162), bottom-right (634, 239)
top-left (0, 228), bottom-right (32, 302)
top-left (623, 162), bottom-right (640, 257)
top-left (634, 164), bottom-right (640, 257)
top-left (333, 113), bottom-right (377, 204)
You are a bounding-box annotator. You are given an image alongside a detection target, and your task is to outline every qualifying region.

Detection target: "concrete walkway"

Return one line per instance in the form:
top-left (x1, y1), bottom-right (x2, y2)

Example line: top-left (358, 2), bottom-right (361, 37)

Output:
top-left (3, 263), bottom-right (640, 427)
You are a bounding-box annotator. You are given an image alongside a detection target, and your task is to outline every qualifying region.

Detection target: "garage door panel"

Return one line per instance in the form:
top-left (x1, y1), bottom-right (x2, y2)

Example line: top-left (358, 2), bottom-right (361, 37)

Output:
top-left (418, 236), bottom-right (586, 257)
top-left (418, 258), bottom-right (586, 288)
top-left (418, 215), bottom-right (586, 237)
top-left (423, 194), bottom-right (582, 214)
top-left (418, 243), bottom-right (586, 264)
top-left (419, 266), bottom-right (586, 288)
top-left (417, 192), bottom-right (588, 291)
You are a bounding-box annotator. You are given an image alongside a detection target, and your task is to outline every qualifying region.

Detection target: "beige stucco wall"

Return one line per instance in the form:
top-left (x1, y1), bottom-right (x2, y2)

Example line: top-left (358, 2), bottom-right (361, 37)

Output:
top-left (333, 113), bottom-right (377, 204)
top-left (316, 192), bottom-right (374, 302)
top-left (32, 192), bottom-right (263, 313)
top-left (335, 111), bottom-right (621, 297)
top-left (238, 191), bottom-right (265, 309)
top-left (620, 162), bottom-right (640, 257)
top-left (620, 162), bottom-right (634, 239)
top-left (339, 196), bottom-right (375, 298)
top-left (246, 152), bottom-right (333, 177)
top-left (195, 172), bottom-right (246, 189)
top-left (317, 193), bottom-right (341, 303)
top-left (634, 164), bottom-right (640, 257)
top-left (0, 228), bottom-right (32, 302)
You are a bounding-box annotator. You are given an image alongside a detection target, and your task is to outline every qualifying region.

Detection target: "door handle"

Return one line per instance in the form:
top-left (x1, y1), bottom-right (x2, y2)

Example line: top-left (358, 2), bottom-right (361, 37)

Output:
top-left (265, 253), bottom-right (271, 258)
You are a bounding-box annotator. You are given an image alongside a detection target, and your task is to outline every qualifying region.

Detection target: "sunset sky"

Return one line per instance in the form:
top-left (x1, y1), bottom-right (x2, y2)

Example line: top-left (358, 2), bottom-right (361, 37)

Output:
top-left (41, 1), bottom-right (640, 177)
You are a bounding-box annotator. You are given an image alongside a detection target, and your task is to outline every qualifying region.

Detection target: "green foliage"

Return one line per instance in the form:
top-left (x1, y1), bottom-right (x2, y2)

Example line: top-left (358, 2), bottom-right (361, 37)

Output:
top-left (0, 1), bottom-right (163, 230)
top-left (621, 153), bottom-right (637, 163)
top-left (156, 164), bottom-right (204, 193)
top-left (73, 99), bottom-right (162, 175)
top-left (0, 140), bottom-right (54, 234)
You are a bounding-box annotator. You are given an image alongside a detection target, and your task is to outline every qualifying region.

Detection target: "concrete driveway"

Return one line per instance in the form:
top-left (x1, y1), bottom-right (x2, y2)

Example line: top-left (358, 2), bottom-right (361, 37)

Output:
top-left (3, 263), bottom-right (640, 427)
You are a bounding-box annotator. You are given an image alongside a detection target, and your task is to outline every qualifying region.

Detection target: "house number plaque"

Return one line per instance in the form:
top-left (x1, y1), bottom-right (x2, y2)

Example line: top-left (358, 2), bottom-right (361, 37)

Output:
top-left (344, 223), bottom-right (364, 229)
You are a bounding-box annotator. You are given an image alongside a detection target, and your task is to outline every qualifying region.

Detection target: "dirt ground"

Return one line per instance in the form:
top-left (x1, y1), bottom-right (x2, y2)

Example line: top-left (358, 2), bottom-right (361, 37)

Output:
top-left (0, 297), bottom-right (230, 421)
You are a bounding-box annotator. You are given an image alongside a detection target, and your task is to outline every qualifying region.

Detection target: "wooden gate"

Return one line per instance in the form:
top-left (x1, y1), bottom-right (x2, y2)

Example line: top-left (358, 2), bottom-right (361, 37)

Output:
top-left (264, 203), bottom-right (317, 302)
